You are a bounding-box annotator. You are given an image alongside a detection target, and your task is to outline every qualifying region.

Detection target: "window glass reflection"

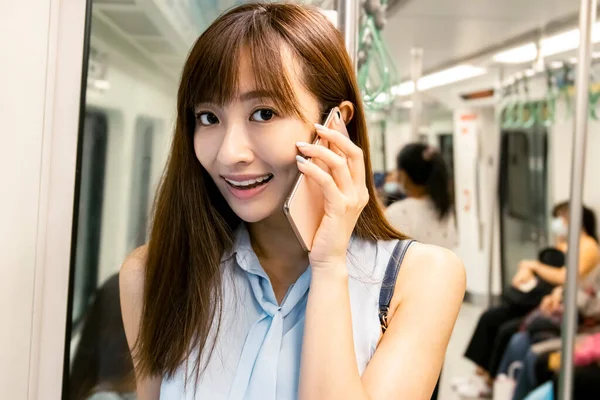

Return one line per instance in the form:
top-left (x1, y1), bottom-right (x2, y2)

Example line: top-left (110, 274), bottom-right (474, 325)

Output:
top-left (66, 0), bottom-right (236, 397)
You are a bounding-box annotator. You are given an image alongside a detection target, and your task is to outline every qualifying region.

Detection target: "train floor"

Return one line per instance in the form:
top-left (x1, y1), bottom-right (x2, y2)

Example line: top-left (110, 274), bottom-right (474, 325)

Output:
top-left (440, 302), bottom-right (485, 400)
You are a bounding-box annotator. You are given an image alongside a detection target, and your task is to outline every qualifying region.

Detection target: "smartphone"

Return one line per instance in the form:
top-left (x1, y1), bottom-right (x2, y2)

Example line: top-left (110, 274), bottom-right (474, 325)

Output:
top-left (283, 107), bottom-right (348, 252)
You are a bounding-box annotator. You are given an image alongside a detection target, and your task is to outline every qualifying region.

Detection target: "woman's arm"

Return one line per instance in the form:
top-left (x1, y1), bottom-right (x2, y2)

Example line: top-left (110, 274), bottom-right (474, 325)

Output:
top-left (362, 244), bottom-right (466, 399)
top-left (531, 239), bottom-right (599, 285)
top-left (299, 243), bottom-right (465, 400)
top-left (297, 122), bottom-right (464, 399)
top-left (120, 246), bottom-right (162, 400)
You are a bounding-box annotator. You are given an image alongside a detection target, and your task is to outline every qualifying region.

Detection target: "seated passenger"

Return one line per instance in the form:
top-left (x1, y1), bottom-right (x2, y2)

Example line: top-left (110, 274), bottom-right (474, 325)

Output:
top-left (69, 273), bottom-right (135, 400)
top-left (385, 143), bottom-right (457, 249)
top-left (453, 202), bottom-right (599, 398)
top-left (496, 279), bottom-right (600, 399)
top-left (524, 333), bottom-right (600, 400)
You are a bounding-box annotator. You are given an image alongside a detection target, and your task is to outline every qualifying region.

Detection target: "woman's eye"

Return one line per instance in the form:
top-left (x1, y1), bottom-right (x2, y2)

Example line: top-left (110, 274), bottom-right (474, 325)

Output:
top-left (251, 109), bottom-right (275, 122)
top-left (197, 112), bottom-right (219, 126)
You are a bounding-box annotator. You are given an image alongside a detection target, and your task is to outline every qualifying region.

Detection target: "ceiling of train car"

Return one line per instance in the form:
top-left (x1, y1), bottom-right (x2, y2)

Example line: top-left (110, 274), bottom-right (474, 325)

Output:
top-left (384, 0), bottom-right (581, 78)
top-left (90, 0), bottom-right (336, 81)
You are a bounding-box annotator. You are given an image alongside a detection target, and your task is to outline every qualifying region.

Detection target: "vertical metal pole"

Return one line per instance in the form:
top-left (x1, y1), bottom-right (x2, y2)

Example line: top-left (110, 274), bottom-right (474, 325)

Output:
top-left (559, 1), bottom-right (596, 399)
top-left (410, 48), bottom-right (423, 141)
top-left (337, 0), bottom-right (359, 71)
top-left (487, 68), bottom-right (505, 308)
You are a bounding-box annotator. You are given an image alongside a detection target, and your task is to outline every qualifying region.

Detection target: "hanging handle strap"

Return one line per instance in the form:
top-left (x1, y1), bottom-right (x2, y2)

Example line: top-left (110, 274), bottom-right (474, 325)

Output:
top-left (378, 239), bottom-right (415, 333)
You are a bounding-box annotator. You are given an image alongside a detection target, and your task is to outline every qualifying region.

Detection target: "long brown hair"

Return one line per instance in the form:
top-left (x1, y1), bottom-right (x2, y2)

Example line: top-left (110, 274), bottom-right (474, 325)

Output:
top-left (135, 2), bottom-right (406, 382)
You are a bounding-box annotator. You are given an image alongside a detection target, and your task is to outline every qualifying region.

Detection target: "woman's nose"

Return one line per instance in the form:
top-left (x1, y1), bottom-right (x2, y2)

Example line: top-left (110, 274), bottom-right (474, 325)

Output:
top-left (216, 124), bottom-right (254, 166)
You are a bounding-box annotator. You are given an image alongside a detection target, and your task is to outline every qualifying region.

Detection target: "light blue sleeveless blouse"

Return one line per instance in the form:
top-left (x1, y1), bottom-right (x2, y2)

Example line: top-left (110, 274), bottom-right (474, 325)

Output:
top-left (160, 225), bottom-right (398, 399)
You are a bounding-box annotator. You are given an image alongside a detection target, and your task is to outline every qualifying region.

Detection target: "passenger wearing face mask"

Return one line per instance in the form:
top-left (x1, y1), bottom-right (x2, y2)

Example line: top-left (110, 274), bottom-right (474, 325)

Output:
top-left (513, 202), bottom-right (599, 288)
top-left (453, 201), bottom-right (599, 398)
top-left (380, 170), bottom-right (406, 207)
top-left (385, 143), bottom-right (457, 249)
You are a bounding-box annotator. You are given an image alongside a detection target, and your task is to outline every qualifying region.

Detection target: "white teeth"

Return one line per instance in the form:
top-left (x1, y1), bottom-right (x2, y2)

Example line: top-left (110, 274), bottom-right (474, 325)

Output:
top-left (225, 174), bottom-right (272, 187)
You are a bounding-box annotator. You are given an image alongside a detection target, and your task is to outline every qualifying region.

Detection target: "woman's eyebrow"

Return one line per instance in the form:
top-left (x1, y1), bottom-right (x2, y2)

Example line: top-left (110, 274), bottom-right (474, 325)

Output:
top-left (239, 89), bottom-right (274, 102)
top-left (194, 90), bottom-right (276, 109)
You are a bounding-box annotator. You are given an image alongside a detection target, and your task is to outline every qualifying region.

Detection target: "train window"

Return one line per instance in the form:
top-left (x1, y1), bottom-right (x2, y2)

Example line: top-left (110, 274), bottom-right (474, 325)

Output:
top-left (438, 133), bottom-right (457, 225)
top-left (438, 133), bottom-right (454, 179)
top-left (71, 111), bottom-right (109, 331)
top-left (64, 0), bottom-right (209, 396)
top-left (500, 130), bottom-right (548, 224)
top-left (128, 117), bottom-right (156, 250)
top-left (499, 128), bottom-right (549, 287)
top-left (505, 131), bottom-right (532, 220)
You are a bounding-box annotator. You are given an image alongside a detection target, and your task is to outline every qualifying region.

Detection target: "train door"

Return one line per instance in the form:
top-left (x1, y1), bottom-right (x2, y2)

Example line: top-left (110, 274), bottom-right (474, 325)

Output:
top-left (499, 127), bottom-right (549, 288)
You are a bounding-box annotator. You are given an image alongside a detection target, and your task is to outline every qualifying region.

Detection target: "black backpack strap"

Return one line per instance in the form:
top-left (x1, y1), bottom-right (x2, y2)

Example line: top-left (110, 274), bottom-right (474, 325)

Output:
top-left (379, 239), bottom-right (415, 333)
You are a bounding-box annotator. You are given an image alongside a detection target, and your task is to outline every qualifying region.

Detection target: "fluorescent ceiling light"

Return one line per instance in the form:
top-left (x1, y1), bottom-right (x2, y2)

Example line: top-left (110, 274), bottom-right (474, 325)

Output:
top-left (542, 28), bottom-right (580, 56)
top-left (493, 43), bottom-right (537, 64)
top-left (374, 92), bottom-right (390, 103)
top-left (418, 65), bottom-right (487, 91)
top-left (92, 79), bottom-right (111, 90)
top-left (390, 65), bottom-right (486, 96)
top-left (494, 23), bottom-right (600, 64)
top-left (391, 81), bottom-right (415, 96)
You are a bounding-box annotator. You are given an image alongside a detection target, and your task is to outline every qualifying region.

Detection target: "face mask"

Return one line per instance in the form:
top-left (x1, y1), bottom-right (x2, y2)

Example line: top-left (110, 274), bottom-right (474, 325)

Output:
top-left (383, 182), bottom-right (402, 194)
top-left (551, 217), bottom-right (568, 237)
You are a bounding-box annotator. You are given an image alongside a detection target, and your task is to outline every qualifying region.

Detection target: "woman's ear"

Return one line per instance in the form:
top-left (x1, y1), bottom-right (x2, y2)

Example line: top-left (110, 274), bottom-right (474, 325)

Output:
top-left (338, 101), bottom-right (355, 125)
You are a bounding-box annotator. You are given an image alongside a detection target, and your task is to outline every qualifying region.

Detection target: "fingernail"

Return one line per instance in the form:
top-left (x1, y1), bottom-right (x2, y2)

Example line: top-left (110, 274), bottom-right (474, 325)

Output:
top-left (296, 141), bottom-right (310, 147)
top-left (314, 123), bottom-right (326, 130)
top-left (296, 155), bottom-right (308, 164)
top-left (335, 110), bottom-right (342, 123)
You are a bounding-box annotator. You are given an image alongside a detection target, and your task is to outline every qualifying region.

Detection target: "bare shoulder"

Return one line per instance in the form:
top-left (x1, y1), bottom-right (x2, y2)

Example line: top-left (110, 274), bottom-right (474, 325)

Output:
top-left (121, 245), bottom-right (147, 286)
top-left (120, 245), bottom-right (148, 321)
top-left (391, 242), bottom-right (466, 312)
top-left (365, 243), bottom-right (465, 399)
top-left (582, 235), bottom-right (599, 252)
top-left (123, 244), bottom-right (148, 271)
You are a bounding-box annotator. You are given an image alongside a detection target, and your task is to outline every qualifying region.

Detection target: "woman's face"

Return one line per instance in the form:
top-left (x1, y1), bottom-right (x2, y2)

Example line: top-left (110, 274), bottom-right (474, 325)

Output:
top-left (193, 50), bottom-right (321, 223)
top-left (551, 212), bottom-right (569, 239)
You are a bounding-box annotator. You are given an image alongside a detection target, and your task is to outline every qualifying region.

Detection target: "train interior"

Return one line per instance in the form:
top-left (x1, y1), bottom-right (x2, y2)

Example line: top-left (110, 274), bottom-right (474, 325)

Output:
top-left (72, 1), bottom-right (600, 399)
top-left (5, 0), bottom-right (600, 399)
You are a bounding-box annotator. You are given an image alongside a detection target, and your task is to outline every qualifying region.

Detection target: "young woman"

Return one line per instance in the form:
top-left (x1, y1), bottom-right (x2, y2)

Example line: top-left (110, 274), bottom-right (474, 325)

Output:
top-left (385, 143), bottom-right (457, 250)
top-left (119, 3), bottom-right (465, 399)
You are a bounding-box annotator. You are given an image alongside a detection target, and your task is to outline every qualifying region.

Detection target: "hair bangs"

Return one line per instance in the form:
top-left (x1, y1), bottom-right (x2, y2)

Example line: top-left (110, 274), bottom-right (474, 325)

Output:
top-left (244, 23), bottom-right (304, 119)
top-left (185, 6), bottom-right (304, 120)
top-left (186, 21), bottom-right (244, 108)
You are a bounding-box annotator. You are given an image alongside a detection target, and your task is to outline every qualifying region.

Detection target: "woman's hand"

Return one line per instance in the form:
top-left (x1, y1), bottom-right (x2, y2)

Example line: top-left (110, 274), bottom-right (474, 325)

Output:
top-left (550, 286), bottom-right (564, 302)
top-left (512, 265), bottom-right (535, 287)
top-left (518, 259), bottom-right (538, 271)
top-left (295, 118), bottom-right (368, 270)
top-left (540, 295), bottom-right (562, 315)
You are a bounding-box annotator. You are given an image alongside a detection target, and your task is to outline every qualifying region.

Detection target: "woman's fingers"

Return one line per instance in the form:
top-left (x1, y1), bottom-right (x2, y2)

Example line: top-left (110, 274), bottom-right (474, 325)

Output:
top-left (296, 155), bottom-right (344, 208)
top-left (314, 123), bottom-right (366, 185)
top-left (296, 142), bottom-right (354, 195)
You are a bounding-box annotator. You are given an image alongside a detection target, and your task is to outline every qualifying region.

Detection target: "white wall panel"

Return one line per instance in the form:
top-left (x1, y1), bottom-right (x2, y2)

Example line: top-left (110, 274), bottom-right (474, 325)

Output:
top-left (0, 1), bottom-right (52, 398)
